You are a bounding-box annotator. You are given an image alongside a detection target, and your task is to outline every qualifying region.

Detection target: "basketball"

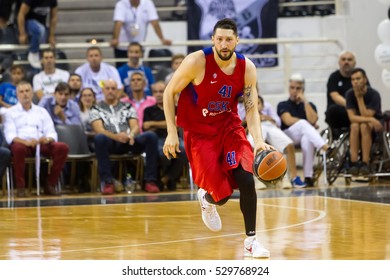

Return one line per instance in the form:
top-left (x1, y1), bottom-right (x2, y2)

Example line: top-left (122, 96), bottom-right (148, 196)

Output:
top-left (253, 150), bottom-right (287, 183)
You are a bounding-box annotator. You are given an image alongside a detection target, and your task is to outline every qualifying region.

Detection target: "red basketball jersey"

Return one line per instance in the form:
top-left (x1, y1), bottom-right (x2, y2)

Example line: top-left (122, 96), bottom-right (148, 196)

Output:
top-left (177, 47), bottom-right (246, 135)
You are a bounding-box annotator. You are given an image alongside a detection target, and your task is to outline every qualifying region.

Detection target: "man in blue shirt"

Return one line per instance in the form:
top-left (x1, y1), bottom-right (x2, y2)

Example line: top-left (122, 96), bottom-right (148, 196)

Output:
top-left (0, 65), bottom-right (25, 108)
top-left (38, 82), bottom-right (81, 125)
top-left (117, 42), bottom-right (154, 97)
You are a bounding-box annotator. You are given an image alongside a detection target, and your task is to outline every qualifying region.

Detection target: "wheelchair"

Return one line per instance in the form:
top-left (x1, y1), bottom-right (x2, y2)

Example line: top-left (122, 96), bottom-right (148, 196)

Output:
top-left (314, 114), bottom-right (390, 186)
top-left (312, 127), bottom-right (350, 185)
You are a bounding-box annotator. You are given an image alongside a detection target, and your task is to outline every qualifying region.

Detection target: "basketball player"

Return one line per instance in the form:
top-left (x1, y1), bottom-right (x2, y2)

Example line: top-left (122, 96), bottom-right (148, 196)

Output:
top-left (163, 18), bottom-right (273, 258)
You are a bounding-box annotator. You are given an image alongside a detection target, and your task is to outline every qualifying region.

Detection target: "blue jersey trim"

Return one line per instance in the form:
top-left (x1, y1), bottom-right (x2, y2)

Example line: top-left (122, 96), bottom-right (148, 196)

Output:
top-left (236, 52), bottom-right (245, 60)
top-left (203, 47), bottom-right (213, 56)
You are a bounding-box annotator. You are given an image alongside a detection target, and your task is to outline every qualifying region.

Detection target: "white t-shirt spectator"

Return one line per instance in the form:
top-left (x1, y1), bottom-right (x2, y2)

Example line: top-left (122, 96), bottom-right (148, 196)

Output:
top-left (75, 62), bottom-right (123, 101)
top-left (113, 0), bottom-right (159, 51)
top-left (33, 68), bottom-right (70, 96)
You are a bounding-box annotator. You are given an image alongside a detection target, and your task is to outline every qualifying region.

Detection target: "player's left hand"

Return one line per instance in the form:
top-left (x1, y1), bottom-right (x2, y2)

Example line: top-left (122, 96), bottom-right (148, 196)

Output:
top-left (254, 141), bottom-right (275, 155)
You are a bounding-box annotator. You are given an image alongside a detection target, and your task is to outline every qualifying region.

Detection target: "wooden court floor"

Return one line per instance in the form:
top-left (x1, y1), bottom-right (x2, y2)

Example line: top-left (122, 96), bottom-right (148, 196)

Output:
top-left (0, 177), bottom-right (390, 260)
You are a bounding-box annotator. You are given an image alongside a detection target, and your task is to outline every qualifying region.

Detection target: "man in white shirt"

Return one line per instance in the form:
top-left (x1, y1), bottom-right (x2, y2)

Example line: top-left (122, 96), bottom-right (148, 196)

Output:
top-left (3, 81), bottom-right (69, 197)
top-left (75, 46), bottom-right (124, 102)
top-left (32, 48), bottom-right (70, 101)
top-left (110, 0), bottom-right (172, 67)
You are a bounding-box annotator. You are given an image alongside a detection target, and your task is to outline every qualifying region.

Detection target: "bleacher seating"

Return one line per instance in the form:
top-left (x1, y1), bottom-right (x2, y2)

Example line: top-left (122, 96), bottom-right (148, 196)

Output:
top-left (55, 0), bottom-right (184, 69)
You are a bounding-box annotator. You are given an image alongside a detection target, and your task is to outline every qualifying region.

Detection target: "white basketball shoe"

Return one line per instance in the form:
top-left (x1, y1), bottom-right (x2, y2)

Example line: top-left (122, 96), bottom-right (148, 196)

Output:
top-left (197, 188), bottom-right (222, 232)
top-left (244, 236), bottom-right (270, 258)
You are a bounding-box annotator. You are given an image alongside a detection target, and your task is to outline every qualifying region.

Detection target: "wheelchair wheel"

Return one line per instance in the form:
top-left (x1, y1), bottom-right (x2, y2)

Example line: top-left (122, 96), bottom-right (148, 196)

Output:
top-left (370, 131), bottom-right (390, 174)
top-left (325, 131), bottom-right (350, 185)
top-left (312, 128), bottom-right (332, 182)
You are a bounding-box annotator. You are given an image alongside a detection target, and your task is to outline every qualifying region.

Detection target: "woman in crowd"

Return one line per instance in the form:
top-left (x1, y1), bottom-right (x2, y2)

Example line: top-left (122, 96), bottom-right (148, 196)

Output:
top-left (78, 87), bottom-right (96, 151)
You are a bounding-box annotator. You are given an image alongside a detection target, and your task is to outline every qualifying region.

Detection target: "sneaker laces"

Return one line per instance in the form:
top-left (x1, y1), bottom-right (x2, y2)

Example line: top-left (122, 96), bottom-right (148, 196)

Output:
top-left (201, 197), bottom-right (218, 220)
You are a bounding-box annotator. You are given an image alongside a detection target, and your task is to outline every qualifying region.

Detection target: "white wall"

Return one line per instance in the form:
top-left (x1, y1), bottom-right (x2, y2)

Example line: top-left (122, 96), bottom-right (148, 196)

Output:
top-left (344, 0), bottom-right (389, 111)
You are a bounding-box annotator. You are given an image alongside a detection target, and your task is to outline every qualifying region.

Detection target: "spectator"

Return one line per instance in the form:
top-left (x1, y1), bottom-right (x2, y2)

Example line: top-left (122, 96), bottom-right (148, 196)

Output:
top-left (68, 73), bottom-right (83, 101)
top-left (0, 120), bottom-right (11, 192)
top-left (32, 48), bottom-right (70, 101)
top-left (3, 81), bottom-right (68, 197)
top-left (238, 95), bottom-right (306, 189)
top-left (172, 0), bottom-right (186, 20)
top-left (121, 71), bottom-right (156, 132)
top-left (325, 50), bottom-right (356, 138)
top-left (0, 145), bottom-right (11, 191)
top-left (89, 79), bottom-right (159, 194)
top-left (39, 82), bottom-right (88, 193)
top-left (110, 0), bottom-right (172, 67)
top-left (78, 87), bottom-right (96, 151)
top-left (163, 53), bottom-right (185, 84)
top-left (143, 81), bottom-right (188, 191)
top-left (277, 73), bottom-right (331, 187)
top-left (0, 64), bottom-right (25, 108)
top-left (38, 82), bottom-right (81, 125)
top-left (117, 42), bottom-right (154, 96)
top-left (17, 0), bottom-right (58, 69)
top-left (0, 0), bottom-right (14, 29)
top-left (75, 46), bottom-right (123, 102)
top-left (346, 68), bottom-right (383, 176)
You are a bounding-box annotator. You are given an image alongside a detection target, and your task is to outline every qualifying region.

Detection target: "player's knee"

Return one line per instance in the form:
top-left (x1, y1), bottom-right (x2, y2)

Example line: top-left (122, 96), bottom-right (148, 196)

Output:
top-left (205, 193), bottom-right (230, 206)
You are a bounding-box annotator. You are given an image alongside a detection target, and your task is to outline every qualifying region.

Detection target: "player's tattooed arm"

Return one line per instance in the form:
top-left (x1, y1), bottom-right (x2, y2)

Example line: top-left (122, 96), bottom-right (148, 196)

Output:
top-left (243, 84), bottom-right (254, 113)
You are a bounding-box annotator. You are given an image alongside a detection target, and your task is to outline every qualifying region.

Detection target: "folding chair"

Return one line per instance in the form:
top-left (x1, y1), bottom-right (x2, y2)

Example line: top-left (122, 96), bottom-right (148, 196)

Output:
top-left (55, 124), bottom-right (97, 192)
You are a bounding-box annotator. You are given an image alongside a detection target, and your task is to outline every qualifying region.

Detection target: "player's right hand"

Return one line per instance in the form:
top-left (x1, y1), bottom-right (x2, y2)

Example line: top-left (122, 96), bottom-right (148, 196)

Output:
top-left (163, 133), bottom-right (180, 159)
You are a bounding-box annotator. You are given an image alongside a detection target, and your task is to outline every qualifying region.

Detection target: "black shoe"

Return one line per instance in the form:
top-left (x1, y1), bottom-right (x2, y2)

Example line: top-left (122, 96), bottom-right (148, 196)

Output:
top-left (167, 179), bottom-right (177, 191)
top-left (359, 163), bottom-right (371, 176)
top-left (348, 162), bottom-right (359, 176)
top-left (304, 177), bottom-right (314, 187)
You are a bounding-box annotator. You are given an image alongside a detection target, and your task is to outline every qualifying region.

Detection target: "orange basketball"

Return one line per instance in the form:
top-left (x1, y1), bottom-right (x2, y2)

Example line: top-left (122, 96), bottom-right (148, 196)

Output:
top-left (253, 150), bottom-right (287, 183)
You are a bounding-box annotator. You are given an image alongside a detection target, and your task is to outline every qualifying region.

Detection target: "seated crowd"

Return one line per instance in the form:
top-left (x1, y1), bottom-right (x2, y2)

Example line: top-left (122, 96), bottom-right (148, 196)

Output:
top-left (0, 44), bottom-right (188, 197)
top-left (0, 45), bottom-right (385, 196)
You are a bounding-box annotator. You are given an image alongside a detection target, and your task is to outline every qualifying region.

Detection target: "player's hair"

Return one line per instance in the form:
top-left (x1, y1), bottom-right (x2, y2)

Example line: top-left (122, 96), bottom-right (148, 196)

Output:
top-left (213, 18), bottom-right (238, 36)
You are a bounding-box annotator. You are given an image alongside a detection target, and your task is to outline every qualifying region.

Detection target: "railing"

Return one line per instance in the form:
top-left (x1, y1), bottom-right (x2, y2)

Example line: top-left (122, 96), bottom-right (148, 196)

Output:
top-left (153, 0), bottom-right (342, 16)
top-left (0, 36), bottom-right (342, 129)
top-left (0, 37), bottom-right (343, 93)
top-left (279, 0), bottom-right (342, 14)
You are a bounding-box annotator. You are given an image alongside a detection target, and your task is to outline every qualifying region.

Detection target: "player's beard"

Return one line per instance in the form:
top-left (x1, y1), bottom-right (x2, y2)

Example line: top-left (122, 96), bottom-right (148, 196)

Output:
top-left (215, 48), bottom-right (234, 61)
